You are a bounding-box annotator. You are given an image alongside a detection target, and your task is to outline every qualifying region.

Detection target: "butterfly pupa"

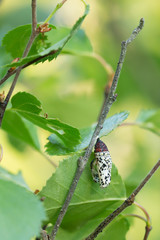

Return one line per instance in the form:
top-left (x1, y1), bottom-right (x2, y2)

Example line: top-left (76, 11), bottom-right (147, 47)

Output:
top-left (90, 138), bottom-right (112, 188)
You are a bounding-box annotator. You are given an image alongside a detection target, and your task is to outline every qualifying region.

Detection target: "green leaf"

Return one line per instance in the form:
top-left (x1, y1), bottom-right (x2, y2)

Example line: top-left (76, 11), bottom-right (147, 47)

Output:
top-left (56, 215), bottom-right (129, 240)
top-left (1, 110), bottom-right (40, 150)
top-left (0, 167), bottom-right (29, 189)
top-left (4, 92), bottom-right (80, 149)
top-left (2, 24), bottom-right (55, 59)
top-left (46, 111), bottom-right (129, 155)
top-left (77, 111), bottom-right (129, 151)
top-left (3, 5), bottom-right (90, 68)
top-left (136, 109), bottom-right (160, 136)
top-left (0, 168), bottom-right (46, 240)
top-left (19, 113), bottom-right (81, 148)
top-left (39, 153), bottom-right (126, 229)
top-left (2, 24), bottom-right (32, 58)
top-left (11, 91), bottom-right (42, 114)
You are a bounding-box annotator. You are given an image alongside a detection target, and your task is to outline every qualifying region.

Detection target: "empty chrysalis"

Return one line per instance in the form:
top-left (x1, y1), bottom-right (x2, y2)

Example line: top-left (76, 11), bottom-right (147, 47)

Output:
top-left (90, 138), bottom-right (112, 188)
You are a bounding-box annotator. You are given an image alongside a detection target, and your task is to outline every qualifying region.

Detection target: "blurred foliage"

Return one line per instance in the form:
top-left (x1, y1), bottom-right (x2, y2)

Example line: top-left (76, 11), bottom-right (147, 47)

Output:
top-left (0, 0), bottom-right (160, 240)
top-left (0, 167), bottom-right (46, 240)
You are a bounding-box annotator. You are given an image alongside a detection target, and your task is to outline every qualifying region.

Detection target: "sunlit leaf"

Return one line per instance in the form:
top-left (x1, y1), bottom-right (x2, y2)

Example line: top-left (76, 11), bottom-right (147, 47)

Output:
top-left (2, 24), bottom-right (32, 58)
top-left (11, 91), bottom-right (42, 114)
top-left (46, 111), bottom-right (129, 155)
top-left (2, 5), bottom-right (90, 68)
top-left (3, 92), bottom-right (81, 149)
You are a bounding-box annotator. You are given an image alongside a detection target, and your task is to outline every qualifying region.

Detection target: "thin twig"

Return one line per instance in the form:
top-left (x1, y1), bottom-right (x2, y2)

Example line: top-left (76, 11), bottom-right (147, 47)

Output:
top-left (124, 213), bottom-right (147, 223)
top-left (85, 160), bottom-right (160, 240)
top-left (134, 202), bottom-right (151, 225)
top-left (119, 122), bottom-right (137, 127)
top-left (0, 0), bottom-right (69, 88)
top-left (40, 151), bottom-right (58, 168)
top-left (0, 50), bottom-right (114, 88)
top-left (44, 0), bottom-right (68, 24)
top-left (40, 229), bottom-right (49, 240)
top-left (124, 213), bottom-right (152, 240)
top-left (50, 18), bottom-right (145, 240)
top-left (0, 144), bottom-right (3, 162)
top-left (143, 225), bottom-right (152, 240)
top-left (32, 0), bottom-right (37, 32)
top-left (134, 202), bottom-right (152, 240)
top-left (0, 71), bottom-right (14, 86)
top-left (0, 0), bottom-right (38, 127)
top-left (0, 49), bottom-right (58, 87)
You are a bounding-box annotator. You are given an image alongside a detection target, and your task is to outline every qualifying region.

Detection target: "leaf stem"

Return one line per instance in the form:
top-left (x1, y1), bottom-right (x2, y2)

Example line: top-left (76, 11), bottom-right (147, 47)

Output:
top-left (44, 0), bottom-right (68, 24)
top-left (134, 202), bottom-right (151, 227)
top-left (124, 213), bottom-right (152, 240)
top-left (131, 202), bottom-right (152, 240)
top-left (40, 151), bottom-right (57, 168)
top-left (50, 18), bottom-right (145, 240)
top-left (124, 213), bottom-right (148, 224)
top-left (85, 159), bottom-right (159, 240)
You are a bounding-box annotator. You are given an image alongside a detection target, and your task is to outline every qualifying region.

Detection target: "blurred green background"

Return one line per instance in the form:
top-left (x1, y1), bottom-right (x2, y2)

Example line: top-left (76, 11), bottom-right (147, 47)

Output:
top-left (0, 0), bottom-right (159, 239)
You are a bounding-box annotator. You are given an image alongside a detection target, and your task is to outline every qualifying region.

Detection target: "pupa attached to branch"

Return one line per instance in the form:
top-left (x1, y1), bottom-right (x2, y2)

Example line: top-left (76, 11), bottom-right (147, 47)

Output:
top-left (90, 138), bottom-right (112, 188)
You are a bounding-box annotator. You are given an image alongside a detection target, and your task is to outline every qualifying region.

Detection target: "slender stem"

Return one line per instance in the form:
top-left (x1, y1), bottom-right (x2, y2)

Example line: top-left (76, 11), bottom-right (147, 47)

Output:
top-left (44, 0), bottom-right (68, 24)
top-left (119, 122), bottom-right (137, 127)
top-left (0, 0), bottom-right (38, 127)
top-left (0, 49), bottom-right (58, 87)
top-left (134, 202), bottom-right (151, 226)
top-left (50, 18), bottom-right (144, 240)
top-left (133, 202), bottom-right (152, 240)
top-left (124, 213), bottom-right (152, 240)
top-left (0, 51), bottom-right (114, 87)
top-left (32, 0), bottom-right (37, 32)
top-left (85, 160), bottom-right (160, 240)
top-left (0, 71), bottom-right (14, 86)
top-left (124, 213), bottom-right (147, 224)
top-left (0, 144), bottom-right (3, 162)
top-left (0, 0), bottom-right (67, 87)
top-left (40, 151), bottom-right (57, 168)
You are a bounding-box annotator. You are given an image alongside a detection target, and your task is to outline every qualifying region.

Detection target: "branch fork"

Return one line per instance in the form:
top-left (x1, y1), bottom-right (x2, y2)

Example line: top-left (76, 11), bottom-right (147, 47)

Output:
top-left (50, 18), bottom-right (145, 240)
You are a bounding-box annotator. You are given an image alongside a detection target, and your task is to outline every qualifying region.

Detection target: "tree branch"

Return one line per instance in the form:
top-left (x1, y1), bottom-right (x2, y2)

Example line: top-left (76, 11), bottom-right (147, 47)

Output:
top-left (144, 225), bottom-right (152, 240)
top-left (85, 159), bottom-right (160, 240)
top-left (0, 0), bottom-right (70, 87)
top-left (0, 49), bottom-right (58, 87)
top-left (40, 229), bottom-right (49, 240)
top-left (50, 18), bottom-right (144, 240)
top-left (0, 0), bottom-right (38, 127)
